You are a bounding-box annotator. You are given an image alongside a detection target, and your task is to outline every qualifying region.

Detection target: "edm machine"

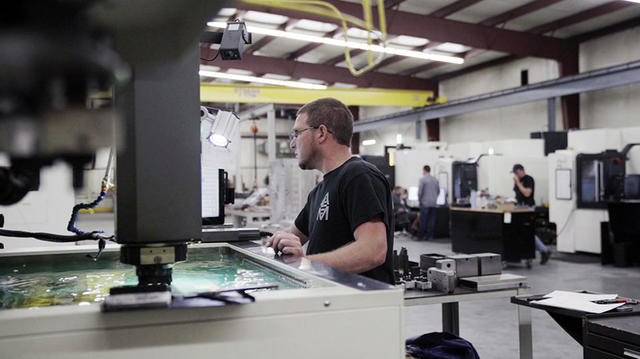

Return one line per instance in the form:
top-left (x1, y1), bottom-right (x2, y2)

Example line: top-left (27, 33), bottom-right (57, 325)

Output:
top-left (549, 128), bottom-right (640, 254)
top-left (0, 2), bottom-right (403, 358)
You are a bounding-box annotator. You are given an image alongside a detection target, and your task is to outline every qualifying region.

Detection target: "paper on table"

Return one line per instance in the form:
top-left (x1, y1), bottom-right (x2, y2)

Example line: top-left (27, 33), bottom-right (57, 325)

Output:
top-left (533, 290), bottom-right (623, 314)
top-left (534, 297), bottom-right (623, 314)
top-left (545, 290), bottom-right (617, 301)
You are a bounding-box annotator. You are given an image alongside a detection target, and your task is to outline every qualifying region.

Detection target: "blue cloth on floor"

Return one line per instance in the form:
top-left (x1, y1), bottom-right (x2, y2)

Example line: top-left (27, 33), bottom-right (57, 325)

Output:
top-left (406, 332), bottom-right (480, 359)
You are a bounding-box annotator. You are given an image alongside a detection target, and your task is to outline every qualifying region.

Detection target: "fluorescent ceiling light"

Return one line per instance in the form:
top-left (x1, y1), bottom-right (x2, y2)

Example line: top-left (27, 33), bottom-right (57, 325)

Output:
top-left (261, 73), bottom-right (293, 80)
top-left (207, 22), bottom-right (464, 65)
top-left (434, 42), bottom-right (471, 53)
top-left (217, 8), bottom-right (237, 17)
top-left (390, 35), bottom-right (429, 47)
top-left (199, 70), bottom-right (328, 90)
top-left (362, 139), bottom-right (377, 146)
top-left (331, 82), bottom-right (358, 89)
top-left (295, 19), bottom-right (338, 33)
top-left (243, 11), bottom-right (289, 24)
top-left (346, 27), bottom-right (382, 39)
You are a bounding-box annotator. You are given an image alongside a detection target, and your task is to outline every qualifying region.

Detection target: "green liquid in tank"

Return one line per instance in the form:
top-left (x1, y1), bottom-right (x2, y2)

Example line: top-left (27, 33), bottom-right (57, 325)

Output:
top-left (0, 246), bottom-right (304, 310)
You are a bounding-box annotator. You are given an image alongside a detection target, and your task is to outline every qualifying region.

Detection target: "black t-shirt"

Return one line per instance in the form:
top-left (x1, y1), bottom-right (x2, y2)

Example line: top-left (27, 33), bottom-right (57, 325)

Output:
top-left (514, 175), bottom-right (535, 206)
top-left (294, 156), bottom-right (394, 284)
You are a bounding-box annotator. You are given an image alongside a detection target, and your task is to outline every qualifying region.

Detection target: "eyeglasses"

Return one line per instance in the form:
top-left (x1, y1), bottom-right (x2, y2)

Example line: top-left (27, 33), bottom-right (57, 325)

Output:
top-left (289, 126), bottom-right (334, 142)
top-left (289, 127), bottom-right (318, 142)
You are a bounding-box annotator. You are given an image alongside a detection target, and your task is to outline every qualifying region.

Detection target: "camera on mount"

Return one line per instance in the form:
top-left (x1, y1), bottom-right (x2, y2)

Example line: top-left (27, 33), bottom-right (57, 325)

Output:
top-left (220, 21), bottom-right (251, 60)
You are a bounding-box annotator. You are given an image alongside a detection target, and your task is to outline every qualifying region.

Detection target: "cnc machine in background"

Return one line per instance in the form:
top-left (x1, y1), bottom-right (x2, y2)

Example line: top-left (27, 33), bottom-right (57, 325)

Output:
top-left (549, 127), bottom-right (640, 254)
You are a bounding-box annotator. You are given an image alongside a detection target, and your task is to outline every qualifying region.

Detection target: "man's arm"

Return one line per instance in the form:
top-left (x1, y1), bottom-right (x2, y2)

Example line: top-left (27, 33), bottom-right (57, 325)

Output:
top-left (418, 179), bottom-right (424, 204)
top-left (306, 218), bottom-right (387, 273)
top-left (514, 177), bottom-right (533, 197)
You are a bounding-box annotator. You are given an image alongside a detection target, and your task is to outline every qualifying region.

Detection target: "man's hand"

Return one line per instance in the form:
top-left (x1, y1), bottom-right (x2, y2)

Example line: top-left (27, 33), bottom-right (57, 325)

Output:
top-left (265, 231), bottom-right (304, 257)
top-left (513, 175), bottom-right (520, 184)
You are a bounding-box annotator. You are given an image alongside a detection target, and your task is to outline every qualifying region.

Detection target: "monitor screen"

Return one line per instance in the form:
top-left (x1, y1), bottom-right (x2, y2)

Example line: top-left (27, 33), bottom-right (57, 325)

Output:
top-left (408, 186), bottom-right (419, 201)
top-left (202, 166), bottom-right (224, 225)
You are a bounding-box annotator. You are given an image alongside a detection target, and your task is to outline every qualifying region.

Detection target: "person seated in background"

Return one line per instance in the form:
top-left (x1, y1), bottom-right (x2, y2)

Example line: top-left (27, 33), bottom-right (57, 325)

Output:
top-left (392, 186), bottom-right (407, 211)
top-left (392, 186), bottom-right (417, 235)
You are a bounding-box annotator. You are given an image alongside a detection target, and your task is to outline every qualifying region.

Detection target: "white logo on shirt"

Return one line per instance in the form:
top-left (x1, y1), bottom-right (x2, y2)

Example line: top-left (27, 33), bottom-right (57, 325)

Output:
top-left (317, 192), bottom-right (329, 221)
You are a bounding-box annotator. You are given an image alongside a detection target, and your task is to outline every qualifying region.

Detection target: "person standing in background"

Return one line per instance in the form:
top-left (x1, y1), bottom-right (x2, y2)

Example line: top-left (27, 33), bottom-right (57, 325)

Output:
top-left (512, 163), bottom-right (551, 265)
top-left (417, 165), bottom-right (439, 241)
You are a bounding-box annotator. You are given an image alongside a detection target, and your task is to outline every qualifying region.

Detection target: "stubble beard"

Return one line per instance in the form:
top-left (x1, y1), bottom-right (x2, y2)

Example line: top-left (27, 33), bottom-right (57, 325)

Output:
top-left (297, 147), bottom-right (316, 171)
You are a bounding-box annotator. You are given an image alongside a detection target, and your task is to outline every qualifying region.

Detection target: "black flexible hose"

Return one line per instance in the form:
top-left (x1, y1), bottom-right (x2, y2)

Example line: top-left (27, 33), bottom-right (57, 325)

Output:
top-left (0, 229), bottom-right (100, 242)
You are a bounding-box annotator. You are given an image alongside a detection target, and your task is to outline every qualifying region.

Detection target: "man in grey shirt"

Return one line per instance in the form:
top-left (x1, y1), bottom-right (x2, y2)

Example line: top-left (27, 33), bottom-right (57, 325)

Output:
top-left (417, 165), bottom-right (440, 241)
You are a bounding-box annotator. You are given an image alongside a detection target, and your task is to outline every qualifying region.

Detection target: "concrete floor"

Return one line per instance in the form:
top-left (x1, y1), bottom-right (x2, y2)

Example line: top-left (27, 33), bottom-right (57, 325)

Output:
top-left (396, 234), bottom-right (640, 359)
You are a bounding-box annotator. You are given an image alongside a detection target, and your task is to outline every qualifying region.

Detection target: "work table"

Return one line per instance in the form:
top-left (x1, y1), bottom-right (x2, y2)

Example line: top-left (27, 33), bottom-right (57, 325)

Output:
top-left (450, 206), bottom-right (535, 214)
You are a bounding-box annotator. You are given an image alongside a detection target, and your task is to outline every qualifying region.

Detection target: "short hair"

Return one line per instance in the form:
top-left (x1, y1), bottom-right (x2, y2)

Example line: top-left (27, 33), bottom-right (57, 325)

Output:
top-left (297, 97), bottom-right (353, 146)
top-left (424, 165), bottom-right (431, 172)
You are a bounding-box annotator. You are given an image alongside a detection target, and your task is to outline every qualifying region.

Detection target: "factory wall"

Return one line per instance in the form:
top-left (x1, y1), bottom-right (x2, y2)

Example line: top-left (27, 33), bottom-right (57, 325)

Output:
top-left (360, 25), bottom-right (640, 151)
top-left (580, 25), bottom-right (640, 129)
top-left (438, 57), bottom-right (561, 143)
top-left (356, 58), bottom-right (563, 153)
top-left (358, 106), bottom-right (422, 157)
top-left (437, 25), bottom-right (640, 142)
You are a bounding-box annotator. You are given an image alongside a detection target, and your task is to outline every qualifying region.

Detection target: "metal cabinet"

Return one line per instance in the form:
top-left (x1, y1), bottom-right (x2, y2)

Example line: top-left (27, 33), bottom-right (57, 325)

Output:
top-left (584, 314), bottom-right (640, 359)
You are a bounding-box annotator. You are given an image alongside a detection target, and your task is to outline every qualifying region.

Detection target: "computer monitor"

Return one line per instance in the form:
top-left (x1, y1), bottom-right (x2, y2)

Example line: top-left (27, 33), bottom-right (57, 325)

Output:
top-left (408, 186), bottom-right (419, 202)
top-left (202, 166), bottom-right (224, 225)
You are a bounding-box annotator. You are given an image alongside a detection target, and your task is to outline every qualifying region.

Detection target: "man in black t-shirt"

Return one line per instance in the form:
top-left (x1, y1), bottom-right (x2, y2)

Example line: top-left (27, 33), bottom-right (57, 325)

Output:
top-left (511, 163), bottom-right (550, 264)
top-left (512, 164), bottom-right (535, 207)
top-left (265, 98), bottom-right (394, 284)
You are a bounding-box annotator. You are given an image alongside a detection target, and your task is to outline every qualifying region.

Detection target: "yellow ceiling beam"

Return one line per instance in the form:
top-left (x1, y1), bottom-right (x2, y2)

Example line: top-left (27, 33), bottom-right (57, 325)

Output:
top-left (200, 83), bottom-right (446, 107)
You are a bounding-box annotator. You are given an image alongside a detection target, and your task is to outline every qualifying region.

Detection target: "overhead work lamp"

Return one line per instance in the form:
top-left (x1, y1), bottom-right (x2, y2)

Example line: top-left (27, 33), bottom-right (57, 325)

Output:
top-left (200, 106), bottom-right (239, 149)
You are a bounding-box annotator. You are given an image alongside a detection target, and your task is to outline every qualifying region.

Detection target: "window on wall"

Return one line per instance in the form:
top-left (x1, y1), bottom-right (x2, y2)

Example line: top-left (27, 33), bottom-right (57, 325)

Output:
top-left (521, 69), bottom-right (529, 86)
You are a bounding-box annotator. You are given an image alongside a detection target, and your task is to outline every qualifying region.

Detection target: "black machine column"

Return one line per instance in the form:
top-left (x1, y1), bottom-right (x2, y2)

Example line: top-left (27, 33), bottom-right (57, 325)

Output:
top-left (115, 44), bottom-right (202, 287)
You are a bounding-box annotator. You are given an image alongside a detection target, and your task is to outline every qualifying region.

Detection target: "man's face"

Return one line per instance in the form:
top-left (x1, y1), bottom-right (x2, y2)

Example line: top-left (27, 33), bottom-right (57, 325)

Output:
top-left (515, 169), bottom-right (525, 179)
top-left (290, 113), bottom-right (317, 170)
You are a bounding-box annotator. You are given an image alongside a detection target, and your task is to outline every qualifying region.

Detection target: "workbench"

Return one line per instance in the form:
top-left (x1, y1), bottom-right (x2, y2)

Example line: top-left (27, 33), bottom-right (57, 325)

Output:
top-left (405, 283), bottom-right (533, 359)
top-left (226, 207), bottom-right (270, 227)
top-left (512, 293), bottom-right (640, 359)
top-left (450, 207), bottom-right (536, 264)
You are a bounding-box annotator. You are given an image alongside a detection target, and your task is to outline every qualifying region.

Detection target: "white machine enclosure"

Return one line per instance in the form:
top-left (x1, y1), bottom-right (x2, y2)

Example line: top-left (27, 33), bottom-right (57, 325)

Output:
top-left (0, 243), bottom-right (405, 359)
top-left (548, 148), bottom-right (604, 253)
top-left (549, 127), bottom-right (640, 254)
